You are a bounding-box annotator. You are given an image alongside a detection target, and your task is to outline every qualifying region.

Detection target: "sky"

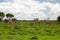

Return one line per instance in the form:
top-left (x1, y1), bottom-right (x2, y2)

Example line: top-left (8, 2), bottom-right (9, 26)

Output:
top-left (0, 0), bottom-right (60, 20)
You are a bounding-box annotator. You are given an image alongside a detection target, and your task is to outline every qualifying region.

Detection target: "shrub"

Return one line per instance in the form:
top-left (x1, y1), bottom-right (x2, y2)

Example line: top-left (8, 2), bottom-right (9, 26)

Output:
top-left (57, 15), bottom-right (60, 23)
top-left (4, 19), bottom-right (8, 23)
top-left (30, 36), bottom-right (38, 40)
top-left (12, 18), bottom-right (16, 21)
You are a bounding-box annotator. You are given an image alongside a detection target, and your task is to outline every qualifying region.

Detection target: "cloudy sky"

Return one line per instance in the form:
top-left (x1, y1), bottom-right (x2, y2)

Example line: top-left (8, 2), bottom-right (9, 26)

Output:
top-left (0, 0), bottom-right (60, 20)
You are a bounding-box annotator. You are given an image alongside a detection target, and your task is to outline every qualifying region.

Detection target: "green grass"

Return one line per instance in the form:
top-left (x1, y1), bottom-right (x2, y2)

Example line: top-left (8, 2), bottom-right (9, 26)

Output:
top-left (0, 21), bottom-right (60, 40)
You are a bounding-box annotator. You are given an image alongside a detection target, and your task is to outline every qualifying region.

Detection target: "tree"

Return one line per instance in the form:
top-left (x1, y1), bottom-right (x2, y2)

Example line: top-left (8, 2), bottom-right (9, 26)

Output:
top-left (6, 13), bottom-right (14, 24)
top-left (0, 12), bottom-right (5, 21)
top-left (57, 15), bottom-right (60, 23)
top-left (6, 13), bottom-right (14, 20)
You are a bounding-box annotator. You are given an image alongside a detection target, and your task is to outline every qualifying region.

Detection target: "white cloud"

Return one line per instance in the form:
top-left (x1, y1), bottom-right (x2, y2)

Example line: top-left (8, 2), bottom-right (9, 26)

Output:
top-left (0, 0), bottom-right (60, 20)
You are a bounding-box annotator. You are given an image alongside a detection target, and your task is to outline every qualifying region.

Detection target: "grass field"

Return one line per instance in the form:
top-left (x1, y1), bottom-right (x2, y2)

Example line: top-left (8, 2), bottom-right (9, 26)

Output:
top-left (0, 21), bottom-right (60, 40)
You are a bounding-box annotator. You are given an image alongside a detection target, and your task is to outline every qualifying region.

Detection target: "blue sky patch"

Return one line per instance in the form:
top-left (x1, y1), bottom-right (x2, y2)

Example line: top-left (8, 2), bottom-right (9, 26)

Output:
top-left (0, 0), bottom-right (13, 2)
top-left (35, 0), bottom-right (60, 3)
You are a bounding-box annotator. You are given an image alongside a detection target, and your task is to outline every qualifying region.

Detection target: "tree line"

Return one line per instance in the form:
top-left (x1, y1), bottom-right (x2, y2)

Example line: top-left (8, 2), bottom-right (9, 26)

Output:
top-left (0, 12), bottom-right (16, 21)
top-left (0, 12), bottom-right (60, 23)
